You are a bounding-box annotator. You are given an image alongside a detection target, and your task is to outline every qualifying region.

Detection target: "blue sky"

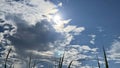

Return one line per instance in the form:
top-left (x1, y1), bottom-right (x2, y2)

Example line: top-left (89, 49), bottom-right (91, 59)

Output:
top-left (0, 0), bottom-right (120, 68)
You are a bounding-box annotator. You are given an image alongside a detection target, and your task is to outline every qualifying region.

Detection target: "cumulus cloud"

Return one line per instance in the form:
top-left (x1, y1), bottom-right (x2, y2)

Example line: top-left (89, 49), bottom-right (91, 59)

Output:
top-left (7, 18), bottom-right (64, 55)
top-left (0, 0), bottom-right (99, 68)
top-left (0, 0), bottom-right (58, 25)
top-left (108, 40), bottom-right (120, 61)
top-left (0, 0), bottom-right (61, 55)
top-left (0, 0), bottom-right (85, 55)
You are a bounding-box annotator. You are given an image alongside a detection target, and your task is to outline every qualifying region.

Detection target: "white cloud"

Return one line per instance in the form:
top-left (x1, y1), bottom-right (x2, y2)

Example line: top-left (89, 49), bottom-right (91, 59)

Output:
top-left (107, 40), bottom-right (120, 64)
top-left (80, 45), bottom-right (97, 52)
top-left (0, 33), bottom-right (4, 42)
top-left (26, 50), bottom-right (54, 57)
top-left (14, 62), bottom-right (27, 68)
top-left (80, 65), bottom-right (91, 68)
top-left (58, 2), bottom-right (62, 7)
top-left (118, 36), bottom-right (120, 39)
top-left (108, 40), bottom-right (120, 63)
top-left (62, 45), bottom-right (98, 67)
top-left (0, 0), bottom-right (58, 25)
top-left (89, 35), bottom-right (96, 45)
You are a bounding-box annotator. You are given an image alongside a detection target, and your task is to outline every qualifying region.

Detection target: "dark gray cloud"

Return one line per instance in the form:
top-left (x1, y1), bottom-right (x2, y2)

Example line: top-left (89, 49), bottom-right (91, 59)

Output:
top-left (3, 14), bottom-right (64, 56)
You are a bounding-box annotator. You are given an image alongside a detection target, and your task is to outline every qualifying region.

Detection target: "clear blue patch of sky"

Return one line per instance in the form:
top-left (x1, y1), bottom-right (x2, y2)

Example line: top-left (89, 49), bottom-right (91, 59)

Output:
top-left (59, 0), bottom-right (120, 34)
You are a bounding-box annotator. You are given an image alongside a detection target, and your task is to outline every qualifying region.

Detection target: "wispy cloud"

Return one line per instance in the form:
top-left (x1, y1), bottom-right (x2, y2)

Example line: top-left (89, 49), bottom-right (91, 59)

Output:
top-left (89, 34), bottom-right (96, 45)
top-left (63, 45), bottom-right (98, 67)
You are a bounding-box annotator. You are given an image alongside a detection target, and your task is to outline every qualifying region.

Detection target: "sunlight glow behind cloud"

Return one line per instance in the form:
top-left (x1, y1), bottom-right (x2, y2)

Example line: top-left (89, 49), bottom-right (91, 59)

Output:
top-left (53, 14), bottom-right (62, 24)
